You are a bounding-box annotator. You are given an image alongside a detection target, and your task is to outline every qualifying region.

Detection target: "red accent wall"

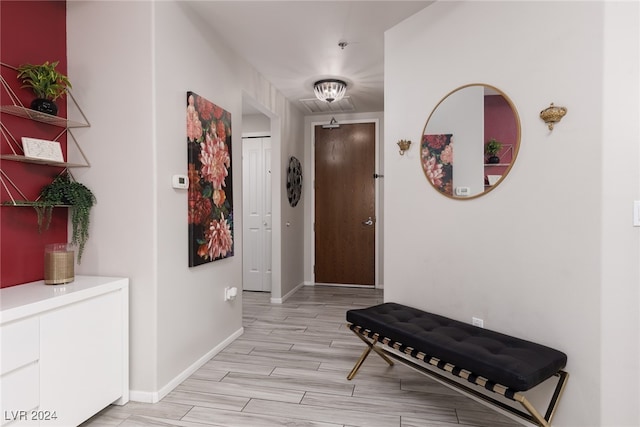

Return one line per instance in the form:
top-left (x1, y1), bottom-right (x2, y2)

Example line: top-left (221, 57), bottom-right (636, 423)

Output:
top-left (1, 1), bottom-right (69, 288)
top-left (484, 94), bottom-right (518, 151)
top-left (484, 94), bottom-right (518, 172)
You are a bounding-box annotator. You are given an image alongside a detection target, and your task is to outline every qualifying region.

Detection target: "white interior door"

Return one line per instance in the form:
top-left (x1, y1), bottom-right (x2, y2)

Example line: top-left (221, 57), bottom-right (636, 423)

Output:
top-left (242, 137), bottom-right (272, 292)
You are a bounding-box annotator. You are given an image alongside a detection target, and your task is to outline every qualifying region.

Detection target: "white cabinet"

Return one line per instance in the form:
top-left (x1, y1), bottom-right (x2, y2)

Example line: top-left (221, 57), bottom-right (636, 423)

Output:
top-left (0, 317), bottom-right (39, 426)
top-left (0, 276), bottom-right (128, 426)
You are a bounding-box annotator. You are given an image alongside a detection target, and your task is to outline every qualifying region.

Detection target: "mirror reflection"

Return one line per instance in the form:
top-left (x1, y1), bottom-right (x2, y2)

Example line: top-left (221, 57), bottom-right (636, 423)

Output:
top-left (420, 84), bottom-right (520, 199)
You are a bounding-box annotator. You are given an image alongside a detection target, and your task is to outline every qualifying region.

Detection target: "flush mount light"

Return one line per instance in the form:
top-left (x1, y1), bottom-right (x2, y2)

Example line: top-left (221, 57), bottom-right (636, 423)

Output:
top-left (313, 79), bottom-right (347, 103)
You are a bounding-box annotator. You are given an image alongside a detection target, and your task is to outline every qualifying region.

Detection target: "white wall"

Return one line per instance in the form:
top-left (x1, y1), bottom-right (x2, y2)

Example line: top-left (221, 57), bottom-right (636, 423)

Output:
top-left (242, 113), bottom-right (270, 135)
top-left (153, 1), bottom-right (244, 393)
top-left (600, 2), bottom-right (640, 424)
top-left (280, 108), bottom-right (306, 300)
top-left (385, 2), bottom-right (639, 426)
top-left (67, 0), bottom-right (159, 395)
top-left (68, 0), bottom-right (305, 400)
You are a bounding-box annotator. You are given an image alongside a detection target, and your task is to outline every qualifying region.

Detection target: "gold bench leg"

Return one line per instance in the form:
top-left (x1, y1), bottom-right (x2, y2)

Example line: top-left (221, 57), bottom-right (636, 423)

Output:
top-left (514, 370), bottom-right (569, 427)
top-left (347, 328), bottom-right (394, 380)
top-left (518, 397), bottom-right (551, 427)
top-left (347, 345), bottom-right (372, 380)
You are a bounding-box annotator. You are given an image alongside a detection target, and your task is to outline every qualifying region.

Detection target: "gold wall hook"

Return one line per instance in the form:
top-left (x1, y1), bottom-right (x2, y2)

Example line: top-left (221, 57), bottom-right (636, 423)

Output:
top-left (540, 103), bottom-right (567, 131)
top-left (397, 139), bottom-right (411, 155)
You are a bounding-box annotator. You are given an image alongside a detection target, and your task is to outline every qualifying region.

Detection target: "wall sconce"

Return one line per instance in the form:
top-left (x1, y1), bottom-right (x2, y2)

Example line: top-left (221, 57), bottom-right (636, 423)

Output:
top-left (540, 103), bottom-right (567, 131)
top-left (397, 139), bottom-right (411, 155)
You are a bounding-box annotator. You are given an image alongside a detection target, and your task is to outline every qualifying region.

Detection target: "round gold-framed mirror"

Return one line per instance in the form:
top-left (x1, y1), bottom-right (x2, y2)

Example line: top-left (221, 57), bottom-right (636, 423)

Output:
top-left (420, 84), bottom-right (521, 200)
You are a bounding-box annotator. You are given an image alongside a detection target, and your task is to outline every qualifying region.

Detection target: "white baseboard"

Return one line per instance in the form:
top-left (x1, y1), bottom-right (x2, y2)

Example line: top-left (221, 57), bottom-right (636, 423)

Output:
top-left (303, 281), bottom-right (380, 289)
top-left (270, 282), bottom-right (305, 304)
top-left (309, 282), bottom-right (376, 288)
top-left (129, 326), bottom-right (244, 403)
top-left (129, 389), bottom-right (159, 404)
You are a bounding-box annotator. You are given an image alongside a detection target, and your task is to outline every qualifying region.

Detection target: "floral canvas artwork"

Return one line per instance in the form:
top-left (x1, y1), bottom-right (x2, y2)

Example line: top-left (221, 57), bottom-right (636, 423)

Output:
top-left (186, 91), bottom-right (233, 267)
top-left (421, 134), bottom-right (453, 195)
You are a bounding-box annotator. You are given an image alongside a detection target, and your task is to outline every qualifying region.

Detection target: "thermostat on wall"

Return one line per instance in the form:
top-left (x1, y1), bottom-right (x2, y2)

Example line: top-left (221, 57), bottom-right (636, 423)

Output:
top-left (172, 174), bottom-right (189, 189)
top-left (455, 187), bottom-right (470, 197)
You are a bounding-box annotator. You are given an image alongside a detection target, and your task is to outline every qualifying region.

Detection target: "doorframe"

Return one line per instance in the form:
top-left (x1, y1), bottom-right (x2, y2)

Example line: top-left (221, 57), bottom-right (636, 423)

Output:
top-left (241, 133), bottom-right (272, 293)
top-left (241, 93), bottom-right (282, 301)
top-left (306, 114), bottom-right (383, 289)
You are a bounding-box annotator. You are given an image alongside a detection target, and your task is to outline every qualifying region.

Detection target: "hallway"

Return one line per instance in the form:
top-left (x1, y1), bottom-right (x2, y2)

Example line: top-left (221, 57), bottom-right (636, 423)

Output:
top-left (84, 286), bottom-right (520, 426)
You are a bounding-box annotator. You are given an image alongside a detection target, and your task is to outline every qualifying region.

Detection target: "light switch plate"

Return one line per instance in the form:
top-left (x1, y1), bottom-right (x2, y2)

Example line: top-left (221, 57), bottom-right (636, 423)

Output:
top-left (634, 201), bottom-right (640, 226)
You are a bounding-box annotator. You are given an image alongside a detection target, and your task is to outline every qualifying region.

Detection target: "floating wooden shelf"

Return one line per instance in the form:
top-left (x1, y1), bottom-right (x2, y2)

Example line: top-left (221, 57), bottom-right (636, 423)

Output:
top-left (0, 154), bottom-right (88, 168)
top-left (2, 200), bottom-right (71, 208)
top-left (0, 105), bottom-right (89, 129)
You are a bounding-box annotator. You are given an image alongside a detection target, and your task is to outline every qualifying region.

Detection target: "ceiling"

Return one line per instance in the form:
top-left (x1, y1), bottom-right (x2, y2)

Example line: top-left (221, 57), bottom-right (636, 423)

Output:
top-left (184, 1), bottom-right (433, 116)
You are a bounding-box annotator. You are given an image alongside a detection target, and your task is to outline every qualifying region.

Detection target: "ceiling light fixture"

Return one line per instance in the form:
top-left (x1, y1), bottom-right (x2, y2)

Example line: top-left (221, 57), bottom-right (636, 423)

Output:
top-left (314, 79), bottom-right (347, 103)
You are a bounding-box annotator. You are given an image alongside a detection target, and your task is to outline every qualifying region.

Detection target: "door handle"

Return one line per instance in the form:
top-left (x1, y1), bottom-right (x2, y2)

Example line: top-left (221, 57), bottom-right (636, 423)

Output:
top-left (362, 217), bottom-right (374, 226)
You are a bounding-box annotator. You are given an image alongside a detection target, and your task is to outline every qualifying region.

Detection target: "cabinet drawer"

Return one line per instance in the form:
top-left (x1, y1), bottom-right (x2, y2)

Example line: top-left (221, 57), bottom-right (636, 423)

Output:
top-left (0, 361), bottom-right (39, 426)
top-left (0, 317), bottom-right (39, 375)
top-left (40, 291), bottom-right (124, 426)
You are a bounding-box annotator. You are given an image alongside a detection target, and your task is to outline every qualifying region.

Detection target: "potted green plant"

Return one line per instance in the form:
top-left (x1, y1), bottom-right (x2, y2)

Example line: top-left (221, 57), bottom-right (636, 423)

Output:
top-left (33, 173), bottom-right (96, 263)
top-left (484, 138), bottom-right (503, 164)
top-left (16, 60), bottom-right (72, 116)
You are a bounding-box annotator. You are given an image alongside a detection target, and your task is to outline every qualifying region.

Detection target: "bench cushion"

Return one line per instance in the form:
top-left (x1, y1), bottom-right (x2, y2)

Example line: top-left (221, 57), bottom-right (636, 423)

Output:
top-left (346, 302), bottom-right (567, 391)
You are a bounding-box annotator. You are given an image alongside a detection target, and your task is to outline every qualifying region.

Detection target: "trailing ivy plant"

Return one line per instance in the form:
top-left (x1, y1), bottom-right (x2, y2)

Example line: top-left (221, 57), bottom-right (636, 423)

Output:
top-left (36, 173), bottom-right (96, 262)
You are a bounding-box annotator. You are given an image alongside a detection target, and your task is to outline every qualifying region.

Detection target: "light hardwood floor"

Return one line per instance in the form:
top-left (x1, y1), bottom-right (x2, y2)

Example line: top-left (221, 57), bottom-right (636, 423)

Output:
top-left (82, 286), bottom-right (522, 427)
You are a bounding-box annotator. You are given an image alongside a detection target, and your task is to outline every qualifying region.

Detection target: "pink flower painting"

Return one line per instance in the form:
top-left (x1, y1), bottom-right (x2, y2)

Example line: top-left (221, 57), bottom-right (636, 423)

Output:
top-left (187, 91), bottom-right (233, 266)
top-left (421, 134), bottom-right (453, 195)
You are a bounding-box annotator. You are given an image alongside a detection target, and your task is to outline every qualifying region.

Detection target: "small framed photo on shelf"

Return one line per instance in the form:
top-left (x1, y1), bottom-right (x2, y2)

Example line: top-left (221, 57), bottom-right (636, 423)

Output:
top-left (21, 137), bottom-right (64, 162)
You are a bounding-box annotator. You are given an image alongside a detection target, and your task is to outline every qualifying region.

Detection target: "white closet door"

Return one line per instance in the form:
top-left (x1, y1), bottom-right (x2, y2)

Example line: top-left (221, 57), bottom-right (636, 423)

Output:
top-left (242, 137), bottom-right (272, 292)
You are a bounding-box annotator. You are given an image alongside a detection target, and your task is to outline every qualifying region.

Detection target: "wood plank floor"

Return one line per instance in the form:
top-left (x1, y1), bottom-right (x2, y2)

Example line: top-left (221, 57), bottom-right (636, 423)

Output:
top-left (82, 286), bottom-right (522, 427)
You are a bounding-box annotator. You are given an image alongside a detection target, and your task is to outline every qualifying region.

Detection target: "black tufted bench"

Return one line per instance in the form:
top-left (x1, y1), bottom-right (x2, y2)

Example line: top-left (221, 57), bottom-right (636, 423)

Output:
top-left (346, 302), bottom-right (569, 427)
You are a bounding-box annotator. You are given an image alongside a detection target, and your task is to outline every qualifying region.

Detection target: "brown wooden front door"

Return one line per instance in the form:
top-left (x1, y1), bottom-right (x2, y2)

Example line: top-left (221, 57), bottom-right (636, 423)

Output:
top-left (314, 122), bottom-right (375, 286)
